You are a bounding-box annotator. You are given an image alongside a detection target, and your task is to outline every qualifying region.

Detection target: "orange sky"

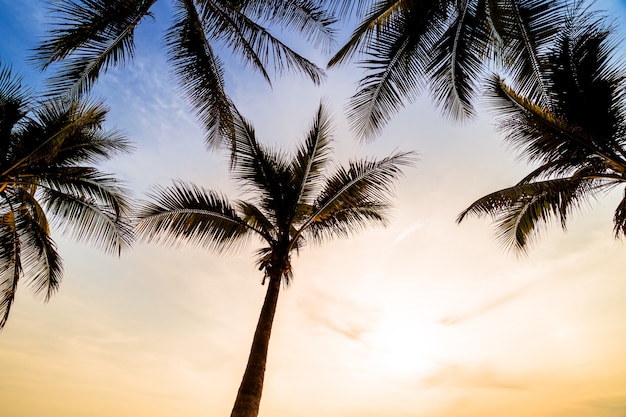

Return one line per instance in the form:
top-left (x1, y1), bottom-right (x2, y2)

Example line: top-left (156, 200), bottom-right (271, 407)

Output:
top-left (2, 2), bottom-right (626, 417)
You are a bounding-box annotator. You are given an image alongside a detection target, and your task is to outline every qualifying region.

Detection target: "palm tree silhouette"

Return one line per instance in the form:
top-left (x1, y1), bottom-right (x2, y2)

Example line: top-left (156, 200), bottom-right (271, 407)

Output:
top-left (34, 0), bottom-right (336, 146)
top-left (457, 7), bottom-right (626, 252)
top-left (135, 102), bottom-right (414, 417)
top-left (327, 0), bottom-right (566, 139)
top-left (0, 63), bottom-right (133, 329)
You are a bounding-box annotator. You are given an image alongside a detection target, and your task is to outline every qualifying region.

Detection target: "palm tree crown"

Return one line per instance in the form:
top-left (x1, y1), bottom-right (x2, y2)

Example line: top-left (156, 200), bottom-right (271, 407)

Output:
top-left (34, 0), bottom-right (336, 147)
top-left (0, 63), bottom-right (133, 329)
top-left (457, 7), bottom-right (626, 252)
top-left (327, 0), bottom-right (566, 139)
top-left (136, 102), bottom-right (414, 417)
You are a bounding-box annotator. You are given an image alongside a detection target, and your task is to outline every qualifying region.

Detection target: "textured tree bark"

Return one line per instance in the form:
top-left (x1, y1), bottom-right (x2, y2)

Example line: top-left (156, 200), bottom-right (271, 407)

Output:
top-left (230, 274), bottom-right (281, 417)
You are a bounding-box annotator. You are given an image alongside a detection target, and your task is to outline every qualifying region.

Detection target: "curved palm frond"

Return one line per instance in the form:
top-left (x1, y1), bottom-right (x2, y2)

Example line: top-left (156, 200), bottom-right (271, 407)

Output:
top-left (288, 101), bottom-right (334, 214)
top-left (491, 0), bottom-right (564, 105)
top-left (457, 176), bottom-right (606, 252)
top-left (202, 1), bottom-right (327, 85)
top-left (33, 0), bottom-right (158, 98)
top-left (486, 76), bottom-right (626, 173)
top-left (10, 187), bottom-right (63, 299)
top-left (229, 107), bottom-right (290, 222)
top-left (241, 0), bottom-right (337, 52)
top-left (292, 150), bottom-right (416, 248)
top-left (0, 208), bottom-right (22, 329)
top-left (328, 0), bottom-right (407, 68)
top-left (167, 0), bottom-right (235, 148)
top-left (38, 169), bottom-right (133, 255)
top-left (428, 0), bottom-right (491, 119)
top-left (136, 181), bottom-right (259, 253)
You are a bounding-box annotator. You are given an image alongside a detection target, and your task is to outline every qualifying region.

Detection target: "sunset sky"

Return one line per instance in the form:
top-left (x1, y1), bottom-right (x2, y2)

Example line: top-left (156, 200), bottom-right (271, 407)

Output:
top-left (2, 1), bottom-right (626, 416)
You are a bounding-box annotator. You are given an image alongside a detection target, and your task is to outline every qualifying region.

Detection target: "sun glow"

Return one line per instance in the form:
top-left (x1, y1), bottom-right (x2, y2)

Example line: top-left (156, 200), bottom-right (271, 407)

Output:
top-left (363, 310), bottom-right (441, 377)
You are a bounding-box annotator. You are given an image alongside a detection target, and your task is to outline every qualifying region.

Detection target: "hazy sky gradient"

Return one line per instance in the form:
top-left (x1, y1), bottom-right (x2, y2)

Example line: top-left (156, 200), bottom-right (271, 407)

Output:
top-left (2, 1), bottom-right (626, 416)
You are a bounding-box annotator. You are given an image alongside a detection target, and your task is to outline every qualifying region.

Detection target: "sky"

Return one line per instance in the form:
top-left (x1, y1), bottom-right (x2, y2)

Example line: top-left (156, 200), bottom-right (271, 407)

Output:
top-left (1, 1), bottom-right (626, 417)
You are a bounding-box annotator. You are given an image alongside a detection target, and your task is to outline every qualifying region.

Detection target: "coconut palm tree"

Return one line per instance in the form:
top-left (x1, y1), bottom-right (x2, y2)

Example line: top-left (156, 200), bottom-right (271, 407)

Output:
top-left (0, 63), bottom-right (133, 329)
top-left (135, 102), bottom-right (414, 417)
top-left (34, 0), bottom-right (336, 147)
top-left (457, 7), bottom-right (626, 252)
top-left (327, 0), bottom-right (566, 139)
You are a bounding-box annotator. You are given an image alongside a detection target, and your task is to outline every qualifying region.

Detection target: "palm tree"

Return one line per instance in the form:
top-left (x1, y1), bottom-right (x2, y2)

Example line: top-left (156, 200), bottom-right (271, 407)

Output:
top-left (33, 0), bottom-right (336, 147)
top-left (457, 7), bottom-right (626, 252)
top-left (327, 0), bottom-right (566, 139)
top-left (135, 102), bottom-right (414, 417)
top-left (0, 63), bottom-right (133, 329)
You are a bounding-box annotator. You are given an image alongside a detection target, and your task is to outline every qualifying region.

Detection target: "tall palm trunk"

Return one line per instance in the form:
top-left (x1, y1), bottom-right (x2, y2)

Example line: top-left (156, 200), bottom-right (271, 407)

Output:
top-left (230, 274), bottom-right (281, 417)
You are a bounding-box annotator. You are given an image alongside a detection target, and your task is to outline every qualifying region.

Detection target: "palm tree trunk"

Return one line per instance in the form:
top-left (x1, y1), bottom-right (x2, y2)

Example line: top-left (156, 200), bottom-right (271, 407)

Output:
top-left (230, 274), bottom-right (281, 417)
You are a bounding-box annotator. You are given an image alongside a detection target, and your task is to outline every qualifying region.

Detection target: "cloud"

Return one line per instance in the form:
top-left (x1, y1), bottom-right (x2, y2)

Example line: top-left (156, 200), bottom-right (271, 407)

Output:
top-left (421, 363), bottom-right (525, 390)
top-left (297, 288), bottom-right (376, 342)
top-left (438, 279), bottom-right (539, 325)
top-left (392, 222), bottom-right (424, 246)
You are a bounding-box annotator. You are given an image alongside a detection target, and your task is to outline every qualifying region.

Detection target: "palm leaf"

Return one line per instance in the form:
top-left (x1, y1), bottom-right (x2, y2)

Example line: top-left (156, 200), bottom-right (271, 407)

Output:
top-left (457, 176), bottom-right (608, 252)
top-left (292, 151), bottom-right (416, 249)
top-left (167, 0), bottom-right (235, 148)
top-left (288, 101), bottom-right (334, 213)
top-left (34, 0), bottom-right (158, 98)
top-left (136, 181), bottom-right (257, 253)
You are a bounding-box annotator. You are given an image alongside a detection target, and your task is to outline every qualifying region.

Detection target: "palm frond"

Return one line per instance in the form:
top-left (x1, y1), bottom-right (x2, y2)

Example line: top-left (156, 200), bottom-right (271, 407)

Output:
top-left (167, 0), bottom-right (235, 148)
top-left (39, 170), bottom-right (133, 255)
top-left (292, 151), bottom-right (416, 249)
top-left (202, 1), bottom-right (327, 85)
top-left (0, 208), bottom-right (22, 329)
top-left (230, 108), bottom-right (290, 221)
top-left (34, 0), bottom-right (157, 98)
top-left (136, 181), bottom-right (257, 253)
top-left (427, 0), bottom-right (491, 119)
top-left (328, 0), bottom-right (408, 68)
top-left (241, 0), bottom-right (337, 52)
top-left (340, 0), bottom-right (450, 139)
top-left (288, 101), bottom-right (334, 212)
top-left (457, 176), bottom-right (608, 252)
top-left (487, 76), bottom-right (626, 173)
top-left (491, 0), bottom-right (565, 105)
top-left (0, 63), bottom-right (31, 162)
top-left (614, 189), bottom-right (626, 238)
top-left (11, 188), bottom-right (63, 300)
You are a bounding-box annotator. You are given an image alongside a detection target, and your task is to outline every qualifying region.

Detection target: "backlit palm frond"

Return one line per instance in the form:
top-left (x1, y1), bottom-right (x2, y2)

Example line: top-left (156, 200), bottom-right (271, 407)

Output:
top-left (288, 102), bottom-right (334, 212)
top-left (491, 0), bottom-right (565, 105)
top-left (167, 0), bottom-right (235, 148)
top-left (342, 0), bottom-right (449, 139)
top-left (11, 187), bottom-right (63, 300)
top-left (29, 98), bottom-right (132, 163)
top-left (39, 169), bottom-right (134, 255)
top-left (486, 76), bottom-right (626, 172)
top-left (0, 208), bottom-right (22, 329)
top-left (613, 189), bottom-right (626, 238)
top-left (5, 98), bottom-right (114, 176)
top-left (428, 0), bottom-right (492, 120)
top-left (241, 0), bottom-right (337, 52)
top-left (328, 0), bottom-right (409, 68)
top-left (292, 151), bottom-right (416, 248)
top-left (236, 201), bottom-right (276, 243)
top-left (34, 0), bottom-right (158, 98)
top-left (230, 108), bottom-right (290, 220)
top-left (0, 65), bottom-right (31, 164)
top-left (546, 8), bottom-right (625, 152)
top-left (322, 0), bottom-right (374, 19)
top-left (136, 181), bottom-right (255, 254)
top-left (457, 176), bottom-right (605, 252)
top-left (203, 1), bottom-right (326, 85)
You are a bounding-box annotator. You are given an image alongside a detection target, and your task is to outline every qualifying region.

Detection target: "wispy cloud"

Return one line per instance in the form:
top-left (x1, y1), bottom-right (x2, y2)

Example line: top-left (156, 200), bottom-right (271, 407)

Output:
top-left (438, 279), bottom-right (539, 325)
